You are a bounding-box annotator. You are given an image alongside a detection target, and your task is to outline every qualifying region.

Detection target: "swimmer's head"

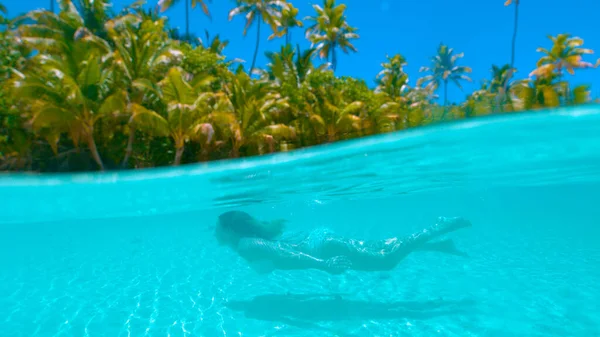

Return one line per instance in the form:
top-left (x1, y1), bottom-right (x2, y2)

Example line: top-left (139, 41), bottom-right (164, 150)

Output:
top-left (215, 211), bottom-right (285, 246)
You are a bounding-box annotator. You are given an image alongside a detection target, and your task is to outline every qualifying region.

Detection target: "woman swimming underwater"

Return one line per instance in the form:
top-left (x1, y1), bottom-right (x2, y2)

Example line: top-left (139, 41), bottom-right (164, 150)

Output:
top-left (215, 211), bottom-right (472, 275)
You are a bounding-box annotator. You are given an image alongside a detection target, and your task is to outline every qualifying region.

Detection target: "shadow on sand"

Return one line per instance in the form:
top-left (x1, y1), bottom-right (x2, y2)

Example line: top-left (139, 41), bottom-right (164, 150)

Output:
top-left (225, 293), bottom-right (476, 335)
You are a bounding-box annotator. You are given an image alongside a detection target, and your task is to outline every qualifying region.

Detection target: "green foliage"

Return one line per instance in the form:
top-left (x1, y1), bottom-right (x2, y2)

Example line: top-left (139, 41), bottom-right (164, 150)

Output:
top-left (0, 2), bottom-right (8, 25)
top-left (180, 43), bottom-right (229, 91)
top-left (0, 0), bottom-right (596, 172)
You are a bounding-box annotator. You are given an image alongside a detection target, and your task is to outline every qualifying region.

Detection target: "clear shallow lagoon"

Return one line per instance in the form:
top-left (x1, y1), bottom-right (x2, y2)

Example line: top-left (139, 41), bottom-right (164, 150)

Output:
top-left (1, 107), bottom-right (600, 336)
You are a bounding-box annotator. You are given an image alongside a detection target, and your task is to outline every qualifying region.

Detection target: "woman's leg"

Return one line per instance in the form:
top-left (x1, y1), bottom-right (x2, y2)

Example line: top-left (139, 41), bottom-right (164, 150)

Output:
top-left (319, 217), bottom-right (472, 271)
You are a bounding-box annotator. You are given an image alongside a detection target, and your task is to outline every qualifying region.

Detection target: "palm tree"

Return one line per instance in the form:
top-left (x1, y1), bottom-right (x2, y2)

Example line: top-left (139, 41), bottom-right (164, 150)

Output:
top-left (0, 3), bottom-right (7, 25)
top-left (270, 3), bottom-right (303, 45)
top-left (463, 83), bottom-right (494, 118)
top-left (261, 44), bottom-right (324, 86)
top-left (529, 34), bottom-right (596, 103)
top-left (14, 3), bottom-right (119, 170)
top-left (512, 74), bottom-right (563, 110)
top-left (158, 0), bottom-right (211, 41)
top-left (305, 0), bottom-right (359, 72)
top-left (513, 74), bottom-right (591, 109)
top-left (218, 68), bottom-right (295, 156)
top-left (530, 34), bottom-right (595, 79)
top-left (375, 54), bottom-right (409, 99)
top-left (418, 43), bottom-right (472, 106)
top-left (505, 0), bottom-right (519, 68)
top-left (372, 54), bottom-right (411, 131)
top-left (306, 94), bottom-right (364, 143)
top-left (106, 12), bottom-right (183, 167)
top-left (257, 44), bottom-right (332, 146)
top-left (462, 64), bottom-right (517, 117)
top-left (130, 67), bottom-right (213, 165)
top-left (488, 64), bottom-right (517, 111)
top-left (14, 49), bottom-right (118, 172)
top-left (300, 71), bottom-right (363, 142)
top-left (261, 44), bottom-right (297, 85)
top-left (55, 0), bottom-right (113, 39)
top-left (228, 0), bottom-right (286, 74)
top-left (294, 45), bottom-right (322, 83)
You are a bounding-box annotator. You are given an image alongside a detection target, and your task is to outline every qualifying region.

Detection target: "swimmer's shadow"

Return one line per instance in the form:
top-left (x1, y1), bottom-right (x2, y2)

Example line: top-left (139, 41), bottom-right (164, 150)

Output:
top-left (225, 293), bottom-right (475, 333)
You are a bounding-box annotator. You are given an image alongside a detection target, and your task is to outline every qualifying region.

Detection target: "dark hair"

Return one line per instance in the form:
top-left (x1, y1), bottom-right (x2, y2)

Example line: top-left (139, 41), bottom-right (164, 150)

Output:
top-left (217, 211), bottom-right (284, 240)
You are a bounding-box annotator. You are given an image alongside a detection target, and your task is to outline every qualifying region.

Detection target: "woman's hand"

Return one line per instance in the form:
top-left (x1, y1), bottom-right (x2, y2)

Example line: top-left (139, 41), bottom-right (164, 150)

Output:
top-left (324, 256), bottom-right (352, 274)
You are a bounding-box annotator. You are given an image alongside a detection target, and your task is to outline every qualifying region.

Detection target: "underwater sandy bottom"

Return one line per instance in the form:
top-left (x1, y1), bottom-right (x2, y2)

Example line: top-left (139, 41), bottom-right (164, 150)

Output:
top-left (1, 189), bottom-right (599, 337)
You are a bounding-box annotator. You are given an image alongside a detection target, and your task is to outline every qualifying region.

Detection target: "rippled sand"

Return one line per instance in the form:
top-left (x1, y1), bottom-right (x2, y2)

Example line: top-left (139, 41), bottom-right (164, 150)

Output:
top-left (2, 190), bottom-right (599, 337)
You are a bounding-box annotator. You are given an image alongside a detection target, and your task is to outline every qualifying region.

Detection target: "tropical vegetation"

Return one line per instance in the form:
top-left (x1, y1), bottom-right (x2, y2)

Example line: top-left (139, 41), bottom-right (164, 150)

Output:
top-left (0, 0), bottom-right (598, 172)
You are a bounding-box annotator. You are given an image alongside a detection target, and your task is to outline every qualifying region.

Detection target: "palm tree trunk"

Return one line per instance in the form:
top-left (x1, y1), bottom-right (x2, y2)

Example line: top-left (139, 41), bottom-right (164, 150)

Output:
top-left (185, 0), bottom-right (190, 40)
top-left (563, 70), bottom-right (571, 105)
top-left (265, 135), bottom-right (274, 153)
top-left (327, 125), bottom-right (336, 142)
top-left (511, 0), bottom-right (519, 68)
top-left (444, 79), bottom-right (449, 106)
top-left (250, 14), bottom-right (262, 74)
top-left (286, 30), bottom-right (291, 45)
top-left (331, 43), bottom-right (337, 72)
top-left (50, 0), bottom-right (55, 13)
top-left (86, 130), bottom-right (105, 171)
top-left (441, 79), bottom-right (449, 120)
top-left (121, 125), bottom-right (135, 168)
top-left (174, 145), bottom-right (184, 165)
top-left (231, 145), bottom-right (240, 158)
top-left (199, 148), bottom-right (210, 162)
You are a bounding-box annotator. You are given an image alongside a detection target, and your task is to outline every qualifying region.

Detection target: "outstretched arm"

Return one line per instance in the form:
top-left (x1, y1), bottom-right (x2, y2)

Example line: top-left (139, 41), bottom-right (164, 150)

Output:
top-left (237, 238), bottom-right (348, 274)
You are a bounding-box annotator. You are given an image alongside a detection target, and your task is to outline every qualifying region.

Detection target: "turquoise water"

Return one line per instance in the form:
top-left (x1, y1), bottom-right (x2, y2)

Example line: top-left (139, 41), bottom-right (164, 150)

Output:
top-left (1, 107), bottom-right (600, 336)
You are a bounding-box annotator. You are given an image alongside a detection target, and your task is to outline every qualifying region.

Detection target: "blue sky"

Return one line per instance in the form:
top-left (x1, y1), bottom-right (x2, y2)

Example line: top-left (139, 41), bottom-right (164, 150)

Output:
top-left (5, 0), bottom-right (600, 103)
